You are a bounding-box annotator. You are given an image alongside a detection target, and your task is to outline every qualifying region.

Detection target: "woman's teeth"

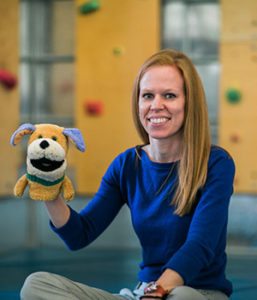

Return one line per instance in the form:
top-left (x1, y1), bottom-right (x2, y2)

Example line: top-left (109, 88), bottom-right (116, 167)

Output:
top-left (149, 117), bottom-right (169, 124)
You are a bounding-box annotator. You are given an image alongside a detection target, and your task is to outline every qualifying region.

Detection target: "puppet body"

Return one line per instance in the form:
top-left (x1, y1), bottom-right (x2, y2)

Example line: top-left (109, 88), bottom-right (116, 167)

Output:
top-left (11, 123), bottom-right (85, 201)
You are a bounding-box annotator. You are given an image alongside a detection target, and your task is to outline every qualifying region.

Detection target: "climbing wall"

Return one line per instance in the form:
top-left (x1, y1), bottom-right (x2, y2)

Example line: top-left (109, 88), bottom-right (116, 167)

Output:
top-left (75, 0), bottom-right (160, 194)
top-left (219, 0), bottom-right (257, 193)
top-left (0, 0), bottom-right (20, 196)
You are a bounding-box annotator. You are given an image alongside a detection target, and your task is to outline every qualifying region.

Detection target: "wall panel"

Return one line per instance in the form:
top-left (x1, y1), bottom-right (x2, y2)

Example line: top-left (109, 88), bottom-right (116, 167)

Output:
top-left (219, 0), bottom-right (257, 193)
top-left (75, 0), bottom-right (160, 193)
top-left (0, 0), bottom-right (20, 196)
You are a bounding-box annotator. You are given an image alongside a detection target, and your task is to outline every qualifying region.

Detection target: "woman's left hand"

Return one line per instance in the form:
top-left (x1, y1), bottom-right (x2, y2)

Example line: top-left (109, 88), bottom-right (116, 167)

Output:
top-left (140, 297), bottom-right (162, 300)
top-left (139, 279), bottom-right (172, 300)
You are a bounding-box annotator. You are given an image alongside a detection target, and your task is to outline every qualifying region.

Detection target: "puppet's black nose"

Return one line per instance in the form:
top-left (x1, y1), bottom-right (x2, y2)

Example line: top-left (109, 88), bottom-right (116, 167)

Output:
top-left (40, 140), bottom-right (49, 149)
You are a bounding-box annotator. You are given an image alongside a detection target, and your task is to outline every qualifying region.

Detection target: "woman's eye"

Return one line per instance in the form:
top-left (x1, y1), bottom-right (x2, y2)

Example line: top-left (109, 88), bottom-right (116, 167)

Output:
top-left (165, 93), bottom-right (176, 99)
top-left (142, 93), bottom-right (154, 100)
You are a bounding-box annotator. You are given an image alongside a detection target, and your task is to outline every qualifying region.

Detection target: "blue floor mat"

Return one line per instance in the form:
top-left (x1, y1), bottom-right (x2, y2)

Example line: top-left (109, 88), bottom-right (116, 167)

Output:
top-left (0, 247), bottom-right (257, 299)
top-left (0, 292), bottom-right (19, 300)
top-left (227, 253), bottom-right (257, 299)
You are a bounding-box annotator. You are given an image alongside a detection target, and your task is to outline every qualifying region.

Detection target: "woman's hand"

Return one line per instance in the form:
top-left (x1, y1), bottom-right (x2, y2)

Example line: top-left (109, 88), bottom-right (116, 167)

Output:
top-left (140, 295), bottom-right (163, 299)
top-left (156, 268), bottom-right (183, 293)
top-left (140, 269), bottom-right (183, 300)
top-left (139, 281), bottom-right (170, 300)
top-left (140, 295), bottom-right (161, 300)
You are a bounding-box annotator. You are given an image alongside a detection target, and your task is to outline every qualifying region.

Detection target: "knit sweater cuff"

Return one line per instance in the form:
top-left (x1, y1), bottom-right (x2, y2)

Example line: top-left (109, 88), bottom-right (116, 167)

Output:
top-left (163, 240), bottom-right (214, 284)
top-left (50, 206), bottom-right (86, 250)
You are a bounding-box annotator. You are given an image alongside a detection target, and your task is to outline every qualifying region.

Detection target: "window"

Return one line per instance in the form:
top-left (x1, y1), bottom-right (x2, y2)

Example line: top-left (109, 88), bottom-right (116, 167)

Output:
top-left (20, 0), bottom-right (75, 126)
top-left (162, 0), bottom-right (220, 142)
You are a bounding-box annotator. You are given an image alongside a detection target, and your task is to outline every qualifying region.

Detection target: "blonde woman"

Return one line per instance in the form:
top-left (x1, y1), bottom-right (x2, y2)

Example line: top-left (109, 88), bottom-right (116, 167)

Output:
top-left (21, 49), bottom-right (235, 300)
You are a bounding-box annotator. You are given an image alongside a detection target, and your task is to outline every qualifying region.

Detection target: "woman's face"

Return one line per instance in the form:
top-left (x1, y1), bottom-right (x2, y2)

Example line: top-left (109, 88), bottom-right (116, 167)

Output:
top-left (138, 65), bottom-right (185, 143)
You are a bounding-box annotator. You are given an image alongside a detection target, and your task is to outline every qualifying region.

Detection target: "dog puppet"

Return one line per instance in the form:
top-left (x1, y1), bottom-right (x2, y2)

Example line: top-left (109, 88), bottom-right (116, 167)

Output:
top-left (10, 123), bottom-right (85, 201)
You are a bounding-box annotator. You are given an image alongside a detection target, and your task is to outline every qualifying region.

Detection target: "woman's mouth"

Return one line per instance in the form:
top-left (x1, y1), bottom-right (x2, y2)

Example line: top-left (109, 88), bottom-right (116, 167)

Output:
top-left (147, 117), bottom-right (170, 124)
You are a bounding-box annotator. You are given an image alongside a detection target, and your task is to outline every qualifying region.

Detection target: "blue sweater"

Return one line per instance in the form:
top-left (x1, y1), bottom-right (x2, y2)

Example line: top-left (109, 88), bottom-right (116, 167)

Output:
top-left (52, 145), bottom-right (235, 296)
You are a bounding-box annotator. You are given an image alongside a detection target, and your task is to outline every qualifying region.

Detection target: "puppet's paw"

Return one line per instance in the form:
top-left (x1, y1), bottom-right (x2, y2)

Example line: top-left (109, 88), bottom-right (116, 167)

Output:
top-left (63, 188), bottom-right (74, 201)
top-left (13, 175), bottom-right (27, 197)
top-left (14, 186), bottom-right (24, 197)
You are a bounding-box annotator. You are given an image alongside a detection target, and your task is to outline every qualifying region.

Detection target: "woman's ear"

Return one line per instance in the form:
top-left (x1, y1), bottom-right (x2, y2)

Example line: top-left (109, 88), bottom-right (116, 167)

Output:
top-left (10, 123), bottom-right (36, 146)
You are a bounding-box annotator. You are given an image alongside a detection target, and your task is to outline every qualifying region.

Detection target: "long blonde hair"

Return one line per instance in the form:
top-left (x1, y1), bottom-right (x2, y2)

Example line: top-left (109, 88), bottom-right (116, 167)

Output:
top-left (132, 49), bottom-right (211, 216)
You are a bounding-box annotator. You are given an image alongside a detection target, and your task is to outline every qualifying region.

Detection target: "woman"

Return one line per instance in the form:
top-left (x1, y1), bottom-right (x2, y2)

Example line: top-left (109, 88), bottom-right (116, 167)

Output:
top-left (20, 49), bottom-right (235, 300)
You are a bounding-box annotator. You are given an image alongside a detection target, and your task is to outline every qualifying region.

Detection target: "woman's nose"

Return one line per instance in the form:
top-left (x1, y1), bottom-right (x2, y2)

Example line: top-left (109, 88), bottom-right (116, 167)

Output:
top-left (151, 95), bottom-right (164, 110)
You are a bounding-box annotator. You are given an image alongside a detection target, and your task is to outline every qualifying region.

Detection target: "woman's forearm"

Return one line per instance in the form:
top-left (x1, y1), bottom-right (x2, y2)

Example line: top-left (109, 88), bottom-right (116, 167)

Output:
top-left (45, 195), bottom-right (70, 228)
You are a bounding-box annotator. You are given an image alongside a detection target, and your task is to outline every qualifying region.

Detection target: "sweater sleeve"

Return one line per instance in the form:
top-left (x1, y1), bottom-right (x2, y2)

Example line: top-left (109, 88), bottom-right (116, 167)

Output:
top-left (163, 151), bottom-right (235, 283)
top-left (50, 155), bottom-right (125, 250)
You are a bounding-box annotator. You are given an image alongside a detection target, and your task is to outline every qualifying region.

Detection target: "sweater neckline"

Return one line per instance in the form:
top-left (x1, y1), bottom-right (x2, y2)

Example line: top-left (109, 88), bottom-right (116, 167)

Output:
top-left (135, 145), bottom-right (179, 169)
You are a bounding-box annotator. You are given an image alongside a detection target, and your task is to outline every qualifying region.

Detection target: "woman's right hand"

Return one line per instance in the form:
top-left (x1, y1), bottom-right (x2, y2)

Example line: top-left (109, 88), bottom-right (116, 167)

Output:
top-left (44, 194), bottom-right (70, 228)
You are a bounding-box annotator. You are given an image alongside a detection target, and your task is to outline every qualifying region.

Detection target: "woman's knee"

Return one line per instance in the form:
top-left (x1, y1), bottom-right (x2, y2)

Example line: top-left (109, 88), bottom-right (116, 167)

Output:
top-left (168, 286), bottom-right (206, 300)
top-left (20, 271), bottom-right (52, 299)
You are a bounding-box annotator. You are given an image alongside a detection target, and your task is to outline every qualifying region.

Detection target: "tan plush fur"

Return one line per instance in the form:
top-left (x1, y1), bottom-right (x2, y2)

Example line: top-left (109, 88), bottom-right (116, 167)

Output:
top-left (14, 174), bottom-right (74, 201)
top-left (11, 123), bottom-right (85, 201)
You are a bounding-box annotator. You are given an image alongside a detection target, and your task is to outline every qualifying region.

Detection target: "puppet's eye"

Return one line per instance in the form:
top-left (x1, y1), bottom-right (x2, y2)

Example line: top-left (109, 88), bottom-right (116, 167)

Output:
top-left (52, 136), bottom-right (57, 141)
top-left (38, 135), bottom-right (43, 139)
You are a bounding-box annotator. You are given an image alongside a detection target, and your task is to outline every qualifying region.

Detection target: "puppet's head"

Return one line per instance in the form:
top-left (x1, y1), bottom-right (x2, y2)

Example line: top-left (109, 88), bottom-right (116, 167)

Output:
top-left (10, 123), bottom-right (85, 201)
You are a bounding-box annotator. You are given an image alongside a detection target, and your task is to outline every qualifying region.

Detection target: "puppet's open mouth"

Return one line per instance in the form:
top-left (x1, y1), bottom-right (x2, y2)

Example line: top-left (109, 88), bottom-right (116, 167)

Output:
top-left (30, 158), bottom-right (64, 172)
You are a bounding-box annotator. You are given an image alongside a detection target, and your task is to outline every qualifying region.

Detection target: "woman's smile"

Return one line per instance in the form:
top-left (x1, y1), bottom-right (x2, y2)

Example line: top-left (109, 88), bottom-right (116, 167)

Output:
top-left (147, 116), bottom-right (171, 124)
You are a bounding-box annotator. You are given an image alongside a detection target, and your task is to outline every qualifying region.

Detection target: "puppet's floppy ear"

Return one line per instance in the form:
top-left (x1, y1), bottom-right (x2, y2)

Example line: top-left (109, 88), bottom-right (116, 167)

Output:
top-left (10, 123), bottom-right (36, 146)
top-left (63, 128), bottom-right (86, 152)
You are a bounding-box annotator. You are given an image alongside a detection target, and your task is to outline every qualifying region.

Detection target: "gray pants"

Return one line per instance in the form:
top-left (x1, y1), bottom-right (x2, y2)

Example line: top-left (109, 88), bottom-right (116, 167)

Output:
top-left (20, 271), bottom-right (229, 300)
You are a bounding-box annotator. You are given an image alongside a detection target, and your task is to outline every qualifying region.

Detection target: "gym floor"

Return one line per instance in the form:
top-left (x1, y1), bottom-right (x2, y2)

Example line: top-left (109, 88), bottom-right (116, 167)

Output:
top-left (0, 247), bottom-right (257, 300)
